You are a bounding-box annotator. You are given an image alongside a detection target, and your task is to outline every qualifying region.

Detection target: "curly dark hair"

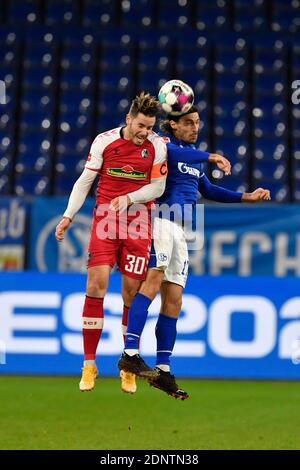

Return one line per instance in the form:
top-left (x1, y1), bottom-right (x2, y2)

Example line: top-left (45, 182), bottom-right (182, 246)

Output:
top-left (159, 105), bottom-right (199, 134)
top-left (129, 92), bottom-right (160, 118)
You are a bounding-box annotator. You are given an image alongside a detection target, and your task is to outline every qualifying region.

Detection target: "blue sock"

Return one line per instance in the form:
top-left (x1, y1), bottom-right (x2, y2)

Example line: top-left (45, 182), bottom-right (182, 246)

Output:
top-left (125, 293), bottom-right (152, 350)
top-left (155, 313), bottom-right (178, 367)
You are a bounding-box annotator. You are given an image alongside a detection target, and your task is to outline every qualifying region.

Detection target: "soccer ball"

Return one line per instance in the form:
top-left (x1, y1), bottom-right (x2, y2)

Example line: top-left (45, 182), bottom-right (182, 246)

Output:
top-left (158, 79), bottom-right (194, 116)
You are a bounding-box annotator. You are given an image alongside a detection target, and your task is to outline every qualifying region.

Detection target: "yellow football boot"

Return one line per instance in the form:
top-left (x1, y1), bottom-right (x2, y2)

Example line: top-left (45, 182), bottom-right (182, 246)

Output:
top-left (120, 370), bottom-right (137, 394)
top-left (79, 364), bottom-right (98, 392)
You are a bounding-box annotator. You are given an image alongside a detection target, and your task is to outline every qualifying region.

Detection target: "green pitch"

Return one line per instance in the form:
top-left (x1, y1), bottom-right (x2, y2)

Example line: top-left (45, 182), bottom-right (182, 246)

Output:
top-left (0, 376), bottom-right (299, 450)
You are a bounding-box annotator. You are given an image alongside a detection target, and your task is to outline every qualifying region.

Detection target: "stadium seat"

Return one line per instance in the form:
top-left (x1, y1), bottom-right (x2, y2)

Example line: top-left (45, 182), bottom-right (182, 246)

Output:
top-left (100, 44), bottom-right (134, 72)
top-left (195, 5), bottom-right (230, 31)
top-left (158, 0), bottom-right (192, 28)
top-left (61, 43), bottom-right (96, 70)
top-left (54, 173), bottom-right (80, 195)
top-left (254, 73), bottom-right (286, 96)
top-left (176, 44), bottom-right (210, 75)
top-left (0, 175), bottom-right (11, 194)
top-left (121, 0), bottom-right (155, 28)
top-left (253, 46), bottom-right (286, 73)
top-left (211, 173), bottom-right (249, 193)
top-left (254, 138), bottom-right (288, 161)
top-left (138, 49), bottom-right (172, 74)
top-left (7, 0), bottom-right (40, 25)
top-left (215, 73), bottom-right (247, 96)
top-left (15, 173), bottom-right (50, 195)
top-left (83, 0), bottom-right (117, 27)
top-left (253, 114), bottom-right (287, 138)
top-left (45, 0), bottom-right (80, 25)
top-left (215, 136), bottom-right (250, 167)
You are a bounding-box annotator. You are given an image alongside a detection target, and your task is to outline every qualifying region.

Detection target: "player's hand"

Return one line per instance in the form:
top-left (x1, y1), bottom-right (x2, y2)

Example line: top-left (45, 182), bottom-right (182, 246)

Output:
top-left (242, 188), bottom-right (271, 203)
top-left (208, 153), bottom-right (231, 175)
top-left (109, 195), bottom-right (131, 213)
top-left (55, 217), bottom-right (72, 241)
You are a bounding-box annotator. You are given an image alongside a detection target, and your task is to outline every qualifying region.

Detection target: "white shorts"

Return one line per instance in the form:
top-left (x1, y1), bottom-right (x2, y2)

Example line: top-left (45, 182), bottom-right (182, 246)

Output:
top-left (149, 217), bottom-right (189, 288)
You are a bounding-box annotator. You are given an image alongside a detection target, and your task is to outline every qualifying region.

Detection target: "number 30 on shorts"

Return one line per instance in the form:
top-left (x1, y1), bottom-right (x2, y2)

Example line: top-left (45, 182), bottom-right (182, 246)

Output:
top-left (125, 255), bottom-right (146, 275)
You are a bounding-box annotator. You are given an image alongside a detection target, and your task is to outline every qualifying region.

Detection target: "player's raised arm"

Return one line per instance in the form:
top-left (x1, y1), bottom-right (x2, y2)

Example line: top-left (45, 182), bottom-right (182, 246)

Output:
top-left (198, 173), bottom-right (271, 203)
top-left (55, 137), bottom-right (104, 241)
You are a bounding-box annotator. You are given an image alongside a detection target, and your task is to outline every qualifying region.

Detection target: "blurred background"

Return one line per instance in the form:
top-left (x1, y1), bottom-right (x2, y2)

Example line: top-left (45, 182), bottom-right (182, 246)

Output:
top-left (0, 0), bottom-right (300, 381)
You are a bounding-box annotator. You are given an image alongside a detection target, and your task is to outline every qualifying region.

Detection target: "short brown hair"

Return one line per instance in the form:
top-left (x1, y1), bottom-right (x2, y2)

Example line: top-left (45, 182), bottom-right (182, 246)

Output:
top-left (129, 91), bottom-right (160, 118)
top-left (160, 105), bottom-right (199, 134)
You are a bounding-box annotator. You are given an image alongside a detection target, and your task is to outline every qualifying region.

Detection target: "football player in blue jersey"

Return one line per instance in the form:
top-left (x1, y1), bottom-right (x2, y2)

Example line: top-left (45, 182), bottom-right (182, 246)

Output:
top-left (118, 106), bottom-right (271, 399)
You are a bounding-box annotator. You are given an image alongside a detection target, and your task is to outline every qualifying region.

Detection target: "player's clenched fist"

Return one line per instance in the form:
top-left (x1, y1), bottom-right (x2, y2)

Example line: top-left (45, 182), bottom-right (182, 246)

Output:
top-left (55, 216), bottom-right (72, 241)
top-left (208, 153), bottom-right (231, 176)
top-left (242, 188), bottom-right (271, 203)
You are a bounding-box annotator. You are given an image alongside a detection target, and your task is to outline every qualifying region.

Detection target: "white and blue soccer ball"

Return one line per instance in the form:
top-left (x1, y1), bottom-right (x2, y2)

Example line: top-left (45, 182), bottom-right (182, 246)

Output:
top-left (158, 79), bottom-right (194, 116)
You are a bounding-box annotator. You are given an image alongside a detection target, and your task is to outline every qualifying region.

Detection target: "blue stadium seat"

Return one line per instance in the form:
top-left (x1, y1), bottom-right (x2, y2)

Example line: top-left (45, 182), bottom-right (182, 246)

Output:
top-left (292, 108), bottom-right (300, 138)
top-left (253, 95), bottom-right (287, 118)
top-left (0, 43), bottom-right (19, 67)
top-left (254, 138), bottom-right (288, 161)
top-left (121, 0), bottom-right (155, 28)
top-left (19, 108), bottom-right (54, 132)
top-left (56, 133), bottom-right (90, 156)
top-left (137, 71), bottom-right (169, 96)
top-left (254, 73), bottom-right (286, 96)
top-left (58, 112), bottom-right (93, 133)
top-left (215, 73), bottom-right (247, 96)
top-left (253, 115), bottom-right (287, 138)
top-left (61, 68), bottom-right (94, 91)
top-left (253, 47), bottom-right (286, 73)
top-left (195, 5), bottom-right (230, 31)
top-left (83, 0), bottom-right (117, 27)
top-left (234, 8), bottom-right (267, 31)
top-left (138, 49), bottom-right (172, 73)
top-left (55, 153), bottom-right (85, 175)
top-left (0, 175), bottom-right (11, 194)
top-left (215, 136), bottom-right (250, 166)
top-left (21, 89), bottom-right (55, 113)
top-left (15, 174), bottom-right (50, 195)
top-left (253, 160), bottom-right (288, 181)
top-left (99, 69), bottom-right (133, 93)
top-left (45, 0), bottom-right (80, 25)
top-left (60, 90), bottom-right (93, 115)
top-left (7, 0), bottom-right (40, 25)
top-left (214, 115), bottom-right (248, 138)
top-left (61, 42), bottom-right (96, 70)
top-left (98, 90), bottom-right (131, 114)
top-left (158, 0), bottom-right (192, 28)
top-left (0, 153), bottom-right (13, 176)
top-left (97, 112), bottom-right (125, 132)
top-left (23, 67), bottom-right (56, 90)
top-left (100, 44), bottom-right (134, 72)
top-left (23, 43), bottom-right (57, 68)
top-left (54, 174), bottom-right (80, 195)
top-left (214, 48), bottom-right (248, 74)
top-left (176, 45), bottom-right (210, 75)
top-left (272, 6), bottom-right (300, 32)
top-left (15, 151), bottom-right (50, 173)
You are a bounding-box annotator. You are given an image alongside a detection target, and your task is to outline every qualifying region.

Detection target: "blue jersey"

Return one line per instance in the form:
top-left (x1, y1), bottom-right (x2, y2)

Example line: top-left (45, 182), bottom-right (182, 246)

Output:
top-left (156, 133), bottom-right (209, 224)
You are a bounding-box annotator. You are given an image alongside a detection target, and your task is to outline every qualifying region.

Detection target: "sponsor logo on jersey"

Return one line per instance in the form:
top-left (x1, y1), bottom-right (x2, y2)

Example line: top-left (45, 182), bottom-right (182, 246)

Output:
top-left (107, 165), bottom-right (147, 179)
top-left (141, 148), bottom-right (149, 158)
top-left (178, 162), bottom-right (200, 178)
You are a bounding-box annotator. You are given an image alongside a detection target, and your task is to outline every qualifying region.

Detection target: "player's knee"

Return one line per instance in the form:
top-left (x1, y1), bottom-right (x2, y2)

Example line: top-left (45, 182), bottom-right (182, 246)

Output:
top-left (122, 286), bottom-right (138, 306)
top-left (86, 275), bottom-right (108, 297)
top-left (162, 296), bottom-right (182, 317)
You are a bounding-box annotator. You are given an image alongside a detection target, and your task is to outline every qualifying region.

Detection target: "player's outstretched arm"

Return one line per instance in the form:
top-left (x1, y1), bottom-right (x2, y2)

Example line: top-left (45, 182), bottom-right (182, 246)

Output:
top-left (55, 168), bottom-right (97, 241)
top-left (167, 143), bottom-right (231, 175)
top-left (241, 188), bottom-right (271, 203)
top-left (198, 174), bottom-right (271, 204)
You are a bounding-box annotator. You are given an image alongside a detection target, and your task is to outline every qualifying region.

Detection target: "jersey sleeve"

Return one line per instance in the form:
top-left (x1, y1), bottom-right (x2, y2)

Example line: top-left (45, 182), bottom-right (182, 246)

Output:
top-left (85, 134), bottom-right (105, 172)
top-left (167, 142), bottom-right (209, 164)
top-left (150, 135), bottom-right (168, 180)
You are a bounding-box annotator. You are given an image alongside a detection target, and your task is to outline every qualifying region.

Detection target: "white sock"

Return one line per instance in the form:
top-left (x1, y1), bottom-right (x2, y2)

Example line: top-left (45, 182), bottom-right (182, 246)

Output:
top-left (84, 360), bottom-right (96, 366)
top-left (124, 349), bottom-right (139, 356)
top-left (157, 364), bottom-right (170, 372)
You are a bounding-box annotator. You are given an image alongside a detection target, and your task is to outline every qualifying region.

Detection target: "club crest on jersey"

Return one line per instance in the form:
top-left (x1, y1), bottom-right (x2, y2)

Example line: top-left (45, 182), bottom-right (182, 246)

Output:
top-left (107, 165), bottom-right (147, 179)
top-left (141, 148), bottom-right (149, 158)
